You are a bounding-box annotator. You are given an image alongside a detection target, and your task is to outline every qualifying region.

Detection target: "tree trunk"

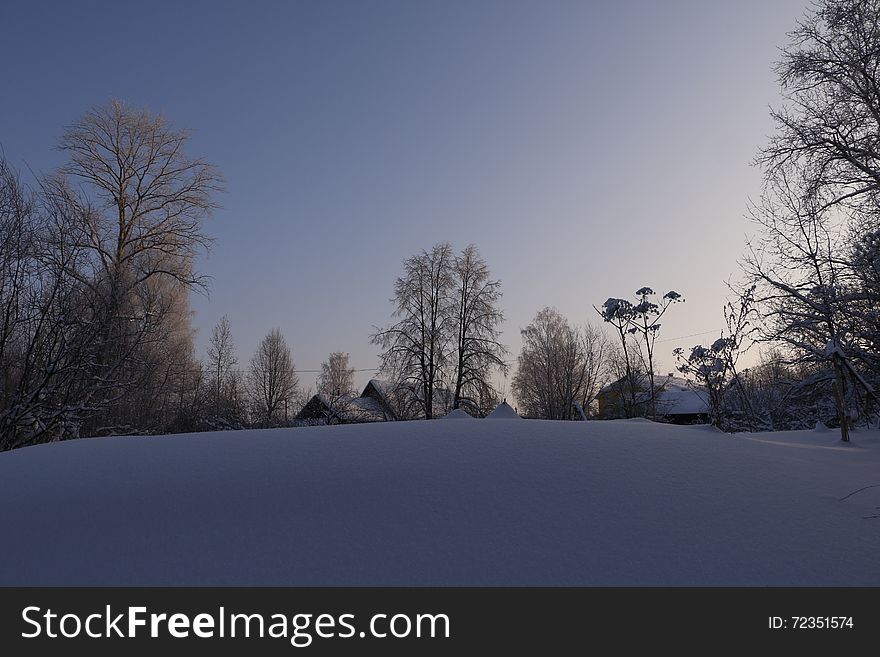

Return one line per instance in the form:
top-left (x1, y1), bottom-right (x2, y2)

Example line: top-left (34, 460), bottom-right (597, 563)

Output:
top-left (832, 355), bottom-right (850, 442)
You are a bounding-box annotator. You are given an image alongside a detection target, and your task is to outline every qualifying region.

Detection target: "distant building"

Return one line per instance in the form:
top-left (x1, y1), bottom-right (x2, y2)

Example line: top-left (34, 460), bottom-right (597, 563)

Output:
top-left (295, 393), bottom-right (388, 424)
top-left (296, 379), bottom-right (454, 424)
top-left (597, 374), bottom-right (709, 424)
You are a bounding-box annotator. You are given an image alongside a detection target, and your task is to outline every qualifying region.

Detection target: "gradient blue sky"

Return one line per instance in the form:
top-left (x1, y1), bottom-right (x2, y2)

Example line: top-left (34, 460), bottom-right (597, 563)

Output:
top-left (2, 0), bottom-right (811, 395)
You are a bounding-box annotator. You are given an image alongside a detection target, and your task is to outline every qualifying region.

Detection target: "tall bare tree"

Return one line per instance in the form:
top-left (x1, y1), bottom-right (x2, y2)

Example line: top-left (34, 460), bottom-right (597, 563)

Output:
top-left (448, 245), bottom-right (508, 413)
top-left (371, 243), bottom-right (454, 419)
top-left (248, 328), bottom-right (299, 426)
top-left (207, 315), bottom-right (238, 406)
top-left (749, 0), bottom-right (880, 440)
top-left (56, 99), bottom-right (222, 423)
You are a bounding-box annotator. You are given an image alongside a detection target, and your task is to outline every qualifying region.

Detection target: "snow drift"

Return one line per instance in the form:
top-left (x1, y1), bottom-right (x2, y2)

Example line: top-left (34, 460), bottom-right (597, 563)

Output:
top-left (0, 419), bottom-right (878, 585)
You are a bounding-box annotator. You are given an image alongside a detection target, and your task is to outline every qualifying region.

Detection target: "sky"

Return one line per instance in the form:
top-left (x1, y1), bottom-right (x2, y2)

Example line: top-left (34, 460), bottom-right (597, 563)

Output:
top-left (1, 0), bottom-right (812, 398)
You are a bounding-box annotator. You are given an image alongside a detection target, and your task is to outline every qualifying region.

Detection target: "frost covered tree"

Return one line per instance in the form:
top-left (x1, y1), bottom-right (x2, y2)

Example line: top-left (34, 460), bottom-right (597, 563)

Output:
top-left (248, 328), bottom-right (299, 427)
top-left (57, 100), bottom-right (221, 295)
top-left (0, 102), bottom-right (222, 447)
top-left (371, 243), bottom-right (455, 419)
top-left (512, 308), bottom-right (606, 420)
top-left (318, 351), bottom-right (356, 398)
top-left (449, 245), bottom-right (508, 414)
top-left (56, 99), bottom-right (222, 431)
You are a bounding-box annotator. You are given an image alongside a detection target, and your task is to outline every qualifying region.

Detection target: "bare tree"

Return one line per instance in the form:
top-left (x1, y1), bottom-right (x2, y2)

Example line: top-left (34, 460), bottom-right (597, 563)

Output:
top-left (449, 245), bottom-right (508, 413)
top-left (248, 328), bottom-right (299, 427)
top-left (0, 157), bottom-right (33, 401)
top-left (759, 0), bottom-right (880, 214)
top-left (0, 158), bottom-right (108, 448)
top-left (207, 316), bottom-right (238, 406)
top-left (600, 343), bottom-right (644, 419)
top-left (318, 351), bottom-right (356, 398)
top-left (56, 99), bottom-right (222, 419)
top-left (743, 168), bottom-right (857, 441)
top-left (371, 243), bottom-right (454, 419)
top-left (577, 323), bottom-right (610, 416)
top-left (742, 0), bottom-right (880, 441)
top-left (57, 100), bottom-right (221, 291)
top-left (0, 102), bottom-right (223, 447)
top-left (511, 308), bottom-right (606, 420)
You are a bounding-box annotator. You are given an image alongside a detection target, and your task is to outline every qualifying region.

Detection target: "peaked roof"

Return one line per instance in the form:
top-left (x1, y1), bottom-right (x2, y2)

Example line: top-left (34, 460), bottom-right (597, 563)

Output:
top-left (486, 401), bottom-right (521, 420)
top-left (296, 393), bottom-right (387, 423)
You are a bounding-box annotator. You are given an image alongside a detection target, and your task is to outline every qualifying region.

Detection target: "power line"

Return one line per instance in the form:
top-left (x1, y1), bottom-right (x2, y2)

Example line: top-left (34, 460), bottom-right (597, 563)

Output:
top-left (197, 367), bottom-right (379, 374)
top-left (657, 329), bottom-right (722, 343)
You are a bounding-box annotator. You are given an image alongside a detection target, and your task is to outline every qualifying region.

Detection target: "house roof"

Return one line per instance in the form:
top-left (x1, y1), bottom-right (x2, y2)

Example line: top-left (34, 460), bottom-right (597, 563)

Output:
top-left (297, 393), bottom-right (387, 423)
top-left (362, 379), bottom-right (453, 417)
top-left (599, 374), bottom-right (709, 416)
top-left (654, 379), bottom-right (708, 416)
top-left (486, 401), bottom-right (521, 419)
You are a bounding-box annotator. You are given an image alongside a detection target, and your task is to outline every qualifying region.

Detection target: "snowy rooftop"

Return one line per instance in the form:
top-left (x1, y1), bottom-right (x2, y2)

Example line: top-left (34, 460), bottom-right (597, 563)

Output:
top-left (486, 401), bottom-right (520, 419)
top-left (654, 378), bottom-right (709, 416)
top-left (0, 420), bottom-right (877, 585)
top-left (600, 374), bottom-right (709, 416)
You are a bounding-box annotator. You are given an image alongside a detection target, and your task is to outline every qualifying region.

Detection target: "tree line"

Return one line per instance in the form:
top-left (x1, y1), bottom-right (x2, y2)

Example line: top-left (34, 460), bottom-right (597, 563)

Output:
top-left (0, 101), bottom-right (353, 448)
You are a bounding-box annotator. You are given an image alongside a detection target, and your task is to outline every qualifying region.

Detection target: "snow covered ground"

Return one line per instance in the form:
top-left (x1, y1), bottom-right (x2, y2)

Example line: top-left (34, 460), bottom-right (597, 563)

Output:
top-left (0, 418), bottom-right (878, 585)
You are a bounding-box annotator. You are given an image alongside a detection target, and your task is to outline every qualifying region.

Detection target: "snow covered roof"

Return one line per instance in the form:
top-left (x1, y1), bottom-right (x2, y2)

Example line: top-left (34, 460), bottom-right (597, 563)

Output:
top-left (654, 379), bottom-right (708, 416)
top-left (597, 374), bottom-right (647, 396)
top-left (486, 401), bottom-right (520, 419)
top-left (362, 379), bottom-right (397, 397)
top-left (297, 394), bottom-right (387, 423)
top-left (362, 379), bottom-right (453, 419)
top-left (598, 374), bottom-right (708, 416)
